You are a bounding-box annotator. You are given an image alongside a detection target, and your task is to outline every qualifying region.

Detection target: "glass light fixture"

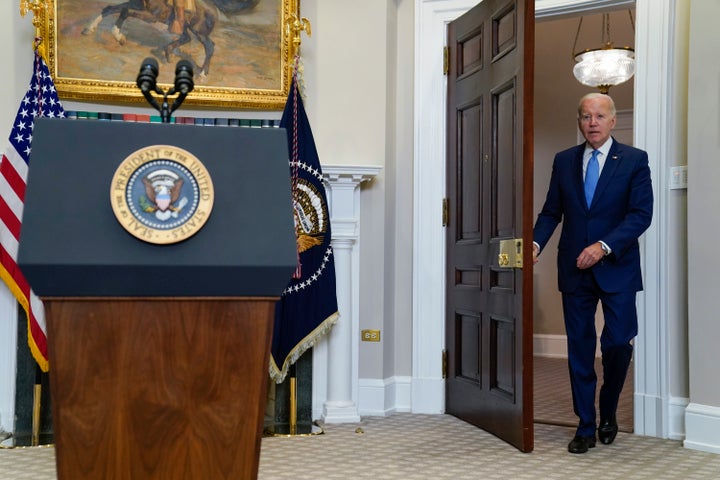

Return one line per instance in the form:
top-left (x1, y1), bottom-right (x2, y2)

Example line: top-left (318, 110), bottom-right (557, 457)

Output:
top-left (572, 11), bottom-right (635, 94)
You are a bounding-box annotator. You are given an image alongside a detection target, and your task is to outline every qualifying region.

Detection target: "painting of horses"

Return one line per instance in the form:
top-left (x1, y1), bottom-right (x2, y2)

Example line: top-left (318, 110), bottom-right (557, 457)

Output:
top-left (44, 0), bottom-right (297, 108)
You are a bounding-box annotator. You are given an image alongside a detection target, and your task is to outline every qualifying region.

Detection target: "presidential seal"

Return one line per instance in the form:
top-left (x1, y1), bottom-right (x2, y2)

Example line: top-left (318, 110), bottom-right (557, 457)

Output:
top-left (110, 145), bottom-right (214, 244)
top-left (293, 177), bottom-right (328, 253)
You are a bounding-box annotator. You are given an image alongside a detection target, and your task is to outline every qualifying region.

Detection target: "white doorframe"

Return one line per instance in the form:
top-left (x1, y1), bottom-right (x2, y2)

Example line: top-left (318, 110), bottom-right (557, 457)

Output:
top-left (413, 0), bottom-right (678, 439)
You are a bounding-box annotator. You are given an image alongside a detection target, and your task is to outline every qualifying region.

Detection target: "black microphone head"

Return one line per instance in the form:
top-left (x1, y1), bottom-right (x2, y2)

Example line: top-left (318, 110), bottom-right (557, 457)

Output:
top-left (174, 60), bottom-right (194, 95)
top-left (136, 57), bottom-right (159, 93)
top-left (142, 57), bottom-right (159, 72)
top-left (175, 59), bottom-right (193, 76)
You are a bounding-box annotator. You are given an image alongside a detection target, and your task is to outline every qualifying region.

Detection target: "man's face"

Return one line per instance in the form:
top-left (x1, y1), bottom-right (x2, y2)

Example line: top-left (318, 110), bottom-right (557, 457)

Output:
top-left (578, 97), bottom-right (616, 150)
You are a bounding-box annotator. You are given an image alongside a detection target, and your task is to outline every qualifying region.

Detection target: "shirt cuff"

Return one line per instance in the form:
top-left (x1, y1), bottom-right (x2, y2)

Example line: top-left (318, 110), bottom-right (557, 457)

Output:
top-left (598, 240), bottom-right (612, 255)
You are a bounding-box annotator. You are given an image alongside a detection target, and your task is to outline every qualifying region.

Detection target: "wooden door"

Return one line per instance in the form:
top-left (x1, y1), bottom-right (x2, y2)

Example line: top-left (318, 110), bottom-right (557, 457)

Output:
top-left (445, 0), bottom-right (534, 452)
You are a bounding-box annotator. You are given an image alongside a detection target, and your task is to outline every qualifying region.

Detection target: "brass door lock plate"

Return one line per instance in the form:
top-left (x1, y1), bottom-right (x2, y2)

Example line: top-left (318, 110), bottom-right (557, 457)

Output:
top-left (498, 238), bottom-right (523, 268)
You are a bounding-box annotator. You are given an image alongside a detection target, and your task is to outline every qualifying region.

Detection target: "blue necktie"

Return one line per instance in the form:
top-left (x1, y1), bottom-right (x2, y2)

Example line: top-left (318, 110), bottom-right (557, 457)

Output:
top-left (585, 150), bottom-right (599, 207)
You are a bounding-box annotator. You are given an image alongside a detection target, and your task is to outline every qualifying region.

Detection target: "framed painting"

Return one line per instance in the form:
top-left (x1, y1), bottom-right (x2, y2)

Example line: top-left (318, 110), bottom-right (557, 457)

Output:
top-left (38, 0), bottom-right (299, 109)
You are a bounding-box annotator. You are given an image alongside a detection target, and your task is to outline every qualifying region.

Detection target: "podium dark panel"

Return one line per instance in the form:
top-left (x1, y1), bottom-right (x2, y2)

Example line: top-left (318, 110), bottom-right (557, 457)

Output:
top-left (18, 118), bottom-right (296, 297)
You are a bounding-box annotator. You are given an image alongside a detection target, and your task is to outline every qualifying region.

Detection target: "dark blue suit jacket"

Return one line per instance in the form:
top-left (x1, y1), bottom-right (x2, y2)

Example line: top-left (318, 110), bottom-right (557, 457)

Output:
top-left (533, 138), bottom-right (653, 293)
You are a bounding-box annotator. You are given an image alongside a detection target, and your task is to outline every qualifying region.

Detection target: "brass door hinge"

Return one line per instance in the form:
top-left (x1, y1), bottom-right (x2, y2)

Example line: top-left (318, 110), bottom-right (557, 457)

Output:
top-left (442, 349), bottom-right (448, 379)
top-left (442, 198), bottom-right (449, 226)
top-left (443, 46), bottom-right (449, 75)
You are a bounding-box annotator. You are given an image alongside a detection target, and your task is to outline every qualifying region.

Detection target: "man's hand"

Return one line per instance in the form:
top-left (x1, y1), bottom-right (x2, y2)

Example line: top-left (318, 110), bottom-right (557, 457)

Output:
top-left (533, 243), bottom-right (540, 265)
top-left (576, 242), bottom-right (604, 269)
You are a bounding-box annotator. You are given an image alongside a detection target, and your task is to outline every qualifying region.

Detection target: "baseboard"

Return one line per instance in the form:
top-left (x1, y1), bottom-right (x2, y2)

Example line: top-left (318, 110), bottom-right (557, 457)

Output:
top-left (668, 396), bottom-right (689, 441)
top-left (533, 333), bottom-right (602, 358)
top-left (411, 377), bottom-right (444, 414)
top-left (357, 334), bottom-right (634, 417)
top-left (358, 376), bottom-right (412, 416)
top-left (533, 334), bottom-right (567, 358)
top-left (684, 402), bottom-right (720, 453)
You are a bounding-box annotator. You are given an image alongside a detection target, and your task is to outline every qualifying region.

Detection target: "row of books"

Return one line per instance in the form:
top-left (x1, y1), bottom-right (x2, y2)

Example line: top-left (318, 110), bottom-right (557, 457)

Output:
top-left (63, 111), bottom-right (281, 128)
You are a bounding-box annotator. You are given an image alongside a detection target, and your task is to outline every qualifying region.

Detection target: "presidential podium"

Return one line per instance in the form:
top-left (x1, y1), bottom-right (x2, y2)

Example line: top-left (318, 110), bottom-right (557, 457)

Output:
top-left (17, 118), bottom-right (296, 480)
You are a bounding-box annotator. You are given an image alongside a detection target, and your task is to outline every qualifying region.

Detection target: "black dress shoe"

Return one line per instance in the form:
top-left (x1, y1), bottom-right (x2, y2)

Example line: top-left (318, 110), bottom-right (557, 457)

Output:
top-left (568, 434), bottom-right (596, 454)
top-left (598, 417), bottom-right (618, 445)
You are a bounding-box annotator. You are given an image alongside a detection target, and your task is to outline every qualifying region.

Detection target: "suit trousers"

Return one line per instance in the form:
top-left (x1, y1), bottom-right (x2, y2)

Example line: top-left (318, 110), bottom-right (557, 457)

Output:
top-left (561, 269), bottom-right (638, 437)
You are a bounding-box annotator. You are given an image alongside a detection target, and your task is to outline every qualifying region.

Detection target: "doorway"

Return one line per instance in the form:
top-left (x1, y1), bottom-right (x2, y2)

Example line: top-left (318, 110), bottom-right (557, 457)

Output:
top-left (531, 9), bottom-right (636, 433)
top-left (415, 0), bottom-right (672, 441)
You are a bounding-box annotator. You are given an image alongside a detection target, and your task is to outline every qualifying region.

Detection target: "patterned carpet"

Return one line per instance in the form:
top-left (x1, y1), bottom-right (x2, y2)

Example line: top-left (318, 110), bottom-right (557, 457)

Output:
top-left (534, 355), bottom-right (633, 432)
top-left (0, 357), bottom-right (700, 480)
top-left (2, 415), bottom-right (720, 480)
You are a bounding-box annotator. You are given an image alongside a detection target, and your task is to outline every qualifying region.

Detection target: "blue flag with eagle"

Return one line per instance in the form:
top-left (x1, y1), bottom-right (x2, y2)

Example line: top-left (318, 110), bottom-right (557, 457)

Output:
top-left (270, 74), bottom-right (339, 383)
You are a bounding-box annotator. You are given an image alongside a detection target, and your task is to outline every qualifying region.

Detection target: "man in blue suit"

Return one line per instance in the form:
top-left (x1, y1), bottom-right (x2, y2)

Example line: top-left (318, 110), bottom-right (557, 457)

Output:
top-left (533, 93), bottom-right (653, 454)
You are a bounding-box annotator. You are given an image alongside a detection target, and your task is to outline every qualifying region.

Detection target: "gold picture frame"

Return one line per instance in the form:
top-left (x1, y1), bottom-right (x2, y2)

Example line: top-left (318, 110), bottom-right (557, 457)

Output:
top-left (36, 0), bottom-right (300, 109)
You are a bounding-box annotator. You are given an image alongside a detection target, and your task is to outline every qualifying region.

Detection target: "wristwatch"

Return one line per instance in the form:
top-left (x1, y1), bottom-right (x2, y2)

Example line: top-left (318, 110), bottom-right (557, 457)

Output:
top-left (600, 242), bottom-right (610, 256)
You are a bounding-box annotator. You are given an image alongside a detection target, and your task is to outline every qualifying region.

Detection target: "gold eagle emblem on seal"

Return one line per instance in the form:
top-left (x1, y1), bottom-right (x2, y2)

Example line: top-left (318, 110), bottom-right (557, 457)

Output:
top-left (293, 178), bottom-right (328, 252)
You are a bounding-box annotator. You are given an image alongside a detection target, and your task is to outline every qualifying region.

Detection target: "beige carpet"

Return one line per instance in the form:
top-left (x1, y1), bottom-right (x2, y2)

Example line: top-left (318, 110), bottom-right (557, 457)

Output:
top-left (534, 355), bottom-right (633, 432)
top-left (2, 414), bottom-right (720, 479)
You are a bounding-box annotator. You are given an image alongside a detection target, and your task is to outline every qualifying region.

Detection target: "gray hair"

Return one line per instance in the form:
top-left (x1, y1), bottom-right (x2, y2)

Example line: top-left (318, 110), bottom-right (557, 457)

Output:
top-left (577, 93), bottom-right (616, 117)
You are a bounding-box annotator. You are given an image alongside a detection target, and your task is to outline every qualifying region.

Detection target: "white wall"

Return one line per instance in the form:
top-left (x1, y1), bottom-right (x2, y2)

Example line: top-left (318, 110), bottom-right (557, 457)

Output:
top-left (685, 0), bottom-right (720, 454)
top-left (299, 0), bottom-right (406, 381)
top-left (383, 0), bottom-right (415, 381)
top-left (0, 0), bottom-right (404, 425)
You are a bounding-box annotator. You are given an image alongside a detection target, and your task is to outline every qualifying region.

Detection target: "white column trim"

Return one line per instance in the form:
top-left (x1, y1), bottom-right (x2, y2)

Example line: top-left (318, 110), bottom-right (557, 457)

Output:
top-left (313, 165), bottom-right (380, 423)
top-left (413, 0), bottom-right (478, 415)
top-left (632, 0), bottom-right (674, 438)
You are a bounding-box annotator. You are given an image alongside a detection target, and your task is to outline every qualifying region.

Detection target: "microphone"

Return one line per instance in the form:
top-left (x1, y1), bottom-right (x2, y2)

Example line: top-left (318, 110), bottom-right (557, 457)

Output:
top-left (135, 57), bottom-right (193, 122)
top-left (136, 57), bottom-right (159, 93)
top-left (174, 60), bottom-right (194, 95)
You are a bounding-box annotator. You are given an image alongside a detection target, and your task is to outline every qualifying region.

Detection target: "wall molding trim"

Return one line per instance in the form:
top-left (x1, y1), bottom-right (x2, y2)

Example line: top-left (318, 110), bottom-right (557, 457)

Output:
top-left (312, 165), bottom-right (381, 423)
top-left (358, 376), bottom-right (412, 416)
top-left (684, 403), bottom-right (720, 453)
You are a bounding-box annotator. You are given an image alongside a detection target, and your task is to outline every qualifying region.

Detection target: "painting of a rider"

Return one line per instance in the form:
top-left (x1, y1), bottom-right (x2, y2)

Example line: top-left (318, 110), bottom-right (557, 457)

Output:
top-left (168, 0), bottom-right (196, 34)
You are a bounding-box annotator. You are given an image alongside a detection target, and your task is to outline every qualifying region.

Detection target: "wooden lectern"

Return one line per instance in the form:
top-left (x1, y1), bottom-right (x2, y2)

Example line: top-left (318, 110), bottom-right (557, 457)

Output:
top-left (18, 119), bottom-right (296, 480)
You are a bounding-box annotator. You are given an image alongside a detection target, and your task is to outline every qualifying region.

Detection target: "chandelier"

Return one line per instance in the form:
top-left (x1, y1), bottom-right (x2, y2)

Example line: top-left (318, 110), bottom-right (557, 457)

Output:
top-left (572, 11), bottom-right (635, 94)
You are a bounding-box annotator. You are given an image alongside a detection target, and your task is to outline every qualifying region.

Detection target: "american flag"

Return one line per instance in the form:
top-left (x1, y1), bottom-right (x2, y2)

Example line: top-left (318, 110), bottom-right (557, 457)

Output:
top-left (0, 52), bottom-right (65, 372)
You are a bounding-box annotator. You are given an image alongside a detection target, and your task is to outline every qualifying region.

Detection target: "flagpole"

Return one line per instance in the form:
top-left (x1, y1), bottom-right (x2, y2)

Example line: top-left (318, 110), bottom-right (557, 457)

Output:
top-left (31, 366), bottom-right (42, 446)
top-left (289, 368), bottom-right (297, 435)
top-left (264, 361), bottom-right (323, 437)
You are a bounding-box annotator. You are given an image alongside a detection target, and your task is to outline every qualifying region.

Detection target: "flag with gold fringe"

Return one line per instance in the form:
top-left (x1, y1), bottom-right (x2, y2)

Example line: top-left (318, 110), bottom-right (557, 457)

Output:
top-left (0, 50), bottom-right (65, 372)
top-left (270, 68), bottom-right (338, 383)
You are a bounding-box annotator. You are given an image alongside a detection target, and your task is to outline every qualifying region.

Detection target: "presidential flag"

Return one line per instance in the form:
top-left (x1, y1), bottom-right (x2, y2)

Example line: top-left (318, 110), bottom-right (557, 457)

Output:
top-left (270, 74), bottom-right (339, 382)
top-left (0, 51), bottom-right (65, 372)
